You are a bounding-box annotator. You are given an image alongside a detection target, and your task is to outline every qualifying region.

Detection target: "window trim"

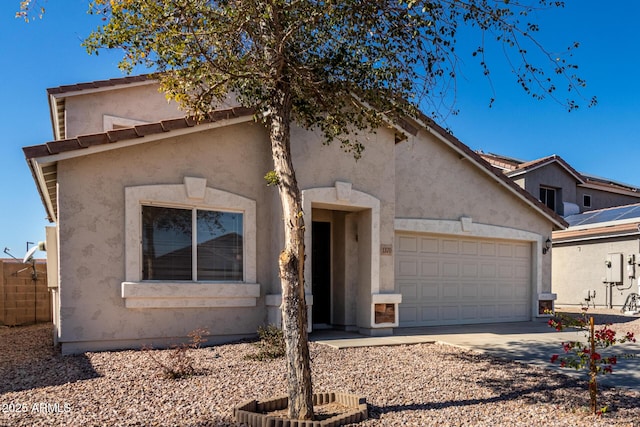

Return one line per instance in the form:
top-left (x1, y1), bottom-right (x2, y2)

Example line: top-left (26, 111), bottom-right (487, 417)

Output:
top-left (583, 194), bottom-right (592, 208)
top-left (121, 177), bottom-right (258, 308)
top-left (539, 186), bottom-right (556, 211)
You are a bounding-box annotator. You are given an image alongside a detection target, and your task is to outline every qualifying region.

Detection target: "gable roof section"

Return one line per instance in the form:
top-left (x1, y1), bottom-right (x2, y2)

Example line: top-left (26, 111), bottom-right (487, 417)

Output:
top-left (410, 114), bottom-right (567, 230)
top-left (480, 152), bottom-right (640, 197)
top-left (24, 106), bottom-right (256, 222)
top-left (48, 74), bottom-right (157, 140)
top-left (504, 154), bottom-right (585, 184)
top-left (26, 76), bottom-right (567, 230)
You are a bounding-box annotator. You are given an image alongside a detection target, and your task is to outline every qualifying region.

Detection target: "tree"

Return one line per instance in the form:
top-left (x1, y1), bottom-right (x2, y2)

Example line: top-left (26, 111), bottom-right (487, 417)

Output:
top-left (20, 0), bottom-right (594, 420)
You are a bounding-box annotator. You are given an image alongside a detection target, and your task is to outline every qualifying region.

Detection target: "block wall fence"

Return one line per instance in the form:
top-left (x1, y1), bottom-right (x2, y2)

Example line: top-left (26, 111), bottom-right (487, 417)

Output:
top-left (0, 259), bottom-right (51, 326)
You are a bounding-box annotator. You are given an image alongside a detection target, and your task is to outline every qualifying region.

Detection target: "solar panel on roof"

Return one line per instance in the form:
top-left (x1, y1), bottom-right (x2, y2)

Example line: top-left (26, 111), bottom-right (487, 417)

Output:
top-left (565, 204), bottom-right (640, 227)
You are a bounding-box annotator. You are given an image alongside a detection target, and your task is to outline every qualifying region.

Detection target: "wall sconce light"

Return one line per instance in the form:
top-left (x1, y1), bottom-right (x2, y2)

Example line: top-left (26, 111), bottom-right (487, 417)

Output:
top-left (542, 238), bottom-right (552, 255)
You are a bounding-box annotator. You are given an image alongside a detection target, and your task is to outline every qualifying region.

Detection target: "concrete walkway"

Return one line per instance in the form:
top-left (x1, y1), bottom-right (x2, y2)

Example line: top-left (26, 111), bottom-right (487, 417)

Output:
top-left (310, 321), bottom-right (640, 391)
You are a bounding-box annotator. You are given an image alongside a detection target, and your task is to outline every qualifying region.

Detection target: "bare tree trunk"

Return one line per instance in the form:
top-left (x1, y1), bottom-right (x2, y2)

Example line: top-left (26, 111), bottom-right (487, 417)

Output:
top-left (268, 85), bottom-right (314, 420)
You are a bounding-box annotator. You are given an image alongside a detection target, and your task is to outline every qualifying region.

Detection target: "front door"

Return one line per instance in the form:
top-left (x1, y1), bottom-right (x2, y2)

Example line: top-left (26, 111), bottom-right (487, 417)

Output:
top-left (312, 221), bottom-right (331, 325)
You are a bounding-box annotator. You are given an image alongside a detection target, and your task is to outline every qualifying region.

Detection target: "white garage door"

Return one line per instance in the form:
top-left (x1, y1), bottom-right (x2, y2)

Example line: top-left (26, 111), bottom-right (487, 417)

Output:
top-left (396, 233), bottom-right (532, 326)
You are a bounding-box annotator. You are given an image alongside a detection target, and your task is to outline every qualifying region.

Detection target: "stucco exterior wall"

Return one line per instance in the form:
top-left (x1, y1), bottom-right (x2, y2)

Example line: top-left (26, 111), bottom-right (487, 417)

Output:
top-left (55, 121), bottom-right (276, 352)
top-left (394, 129), bottom-right (555, 296)
top-left (520, 163), bottom-right (578, 215)
top-left (576, 186), bottom-right (640, 212)
top-left (291, 124), bottom-right (396, 294)
top-left (64, 83), bottom-right (184, 138)
top-left (553, 237), bottom-right (640, 308)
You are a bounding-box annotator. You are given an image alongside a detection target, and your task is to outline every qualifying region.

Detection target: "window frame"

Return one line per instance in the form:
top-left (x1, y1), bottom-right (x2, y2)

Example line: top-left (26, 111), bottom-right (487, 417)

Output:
top-left (539, 186), bottom-right (556, 212)
top-left (583, 194), bottom-right (592, 208)
top-left (141, 204), bottom-right (245, 282)
top-left (121, 177), bottom-right (259, 308)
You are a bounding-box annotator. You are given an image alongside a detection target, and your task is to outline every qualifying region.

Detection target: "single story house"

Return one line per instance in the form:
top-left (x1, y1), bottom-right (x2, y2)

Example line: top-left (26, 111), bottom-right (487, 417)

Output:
top-left (553, 204), bottom-right (640, 310)
top-left (24, 76), bottom-right (566, 354)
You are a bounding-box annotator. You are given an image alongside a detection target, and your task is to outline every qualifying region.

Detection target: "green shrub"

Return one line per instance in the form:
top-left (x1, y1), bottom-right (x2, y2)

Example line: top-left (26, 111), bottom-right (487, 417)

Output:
top-left (246, 324), bottom-right (286, 361)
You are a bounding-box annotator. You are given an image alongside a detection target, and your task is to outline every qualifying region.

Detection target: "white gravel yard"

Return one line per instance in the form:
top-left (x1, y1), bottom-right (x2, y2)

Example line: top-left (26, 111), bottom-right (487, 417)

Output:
top-left (1, 313), bottom-right (639, 427)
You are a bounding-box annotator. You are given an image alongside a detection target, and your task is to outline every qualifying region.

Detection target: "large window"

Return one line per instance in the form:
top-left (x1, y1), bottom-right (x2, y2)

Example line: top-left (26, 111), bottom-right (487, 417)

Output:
top-left (539, 187), bottom-right (556, 212)
top-left (142, 206), bottom-right (243, 281)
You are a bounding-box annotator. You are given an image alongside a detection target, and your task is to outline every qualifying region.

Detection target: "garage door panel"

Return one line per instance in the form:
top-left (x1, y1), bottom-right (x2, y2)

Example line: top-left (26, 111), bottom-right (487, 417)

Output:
top-left (421, 283), bottom-right (439, 299)
top-left (479, 283), bottom-right (496, 299)
top-left (498, 265), bottom-right (513, 278)
top-left (440, 305), bottom-right (460, 321)
top-left (480, 243), bottom-right (496, 256)
top-left (442, 262), bottom-right (459, 277)
top-left (442, 239), bottom-right (459, 254)
top-left (400, 306), bottom-right (418, 323)
top-left (397, 233), bottom-right (531, 327)
top-left (398, 236), bottom-right (418, 252)
top-left (442, 284), bottom-right (459, 299)
top-left (460, 305), bottom-right (479, 320)
top-left (461, 241), bottom-right (478, 255)
top-left (420, 238), bottom-right (439, 253)
top-left (497, 285), bottom-right (514, 299)
top-left (460, 284), bottom-right (478, 298)
top-left (498, 244), bottom-right (513, 258)
top-left (421, 261), bottom-right (439, 277)
top-left (480, 264), bottom-right (496, 278)
top-left (461, 263), bottom-right (478, 277)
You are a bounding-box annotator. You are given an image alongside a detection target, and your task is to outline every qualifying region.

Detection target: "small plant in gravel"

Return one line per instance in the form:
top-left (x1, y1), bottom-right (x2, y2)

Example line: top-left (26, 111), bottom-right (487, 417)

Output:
top-left (546, 308), bottom-right (636, 415)
top-left (144, 328), bottom-right (208, 379)
top-left (246, 324), bottom-right (286, 361)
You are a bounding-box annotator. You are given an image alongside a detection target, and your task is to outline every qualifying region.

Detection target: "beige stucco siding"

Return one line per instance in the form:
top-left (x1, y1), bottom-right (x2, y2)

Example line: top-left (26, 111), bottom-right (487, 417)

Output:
top-left (63, 83), bottom-right (184, 138)
top-left (395, 131), bottom-right (550, 232)
top-left (291, 125), bottom-right (397, 295)
top-left (394, 129), bottom-right (554, 295)
top-left (553, 237), bottom-right (640, 308)
top-left (56, 121), bottom-right (276, 350)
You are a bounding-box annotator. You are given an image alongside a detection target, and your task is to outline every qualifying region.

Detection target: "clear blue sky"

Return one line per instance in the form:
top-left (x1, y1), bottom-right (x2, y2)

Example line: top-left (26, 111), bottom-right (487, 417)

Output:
top-left (1, 1), bottom-right (639, 259)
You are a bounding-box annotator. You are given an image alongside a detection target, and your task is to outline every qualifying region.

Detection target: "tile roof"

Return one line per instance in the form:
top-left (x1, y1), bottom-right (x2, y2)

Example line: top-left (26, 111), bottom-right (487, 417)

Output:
top-left (553, 222), bottom-right (640, 242)
top-left (46, 74), bottom-right (156, 96)
top-left (25, 76), bottom-right (567, 229)
top-left (24, 107), bottom-right (255, 159)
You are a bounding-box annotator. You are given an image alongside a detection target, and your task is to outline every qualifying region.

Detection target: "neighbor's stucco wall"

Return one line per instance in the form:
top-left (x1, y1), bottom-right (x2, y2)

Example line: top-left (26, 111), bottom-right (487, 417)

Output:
top-left (395, 129), bottom-right (555, 295)
top-left (576, 186), bottom-right (640, 212)
top-left (553, 237), bottom-right (640, 308)
top-left (55, 121), bottom-right (276, 352)
top-left (520, 162), bottom-right (578, 215)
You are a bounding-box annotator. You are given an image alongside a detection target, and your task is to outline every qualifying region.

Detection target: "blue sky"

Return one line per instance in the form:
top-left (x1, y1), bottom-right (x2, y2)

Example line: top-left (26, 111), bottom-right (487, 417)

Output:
top-left (1, 1), bottom-right (639, 259)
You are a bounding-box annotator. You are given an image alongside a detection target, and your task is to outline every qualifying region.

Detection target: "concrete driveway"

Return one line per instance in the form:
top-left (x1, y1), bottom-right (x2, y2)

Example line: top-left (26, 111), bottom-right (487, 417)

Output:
top-left (311, 321), bottom-right (640, 391)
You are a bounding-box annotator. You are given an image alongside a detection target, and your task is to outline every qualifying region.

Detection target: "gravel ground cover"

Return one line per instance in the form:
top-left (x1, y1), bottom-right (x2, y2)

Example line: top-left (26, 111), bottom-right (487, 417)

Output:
top-left (1, 310), bottom-right (639, 427)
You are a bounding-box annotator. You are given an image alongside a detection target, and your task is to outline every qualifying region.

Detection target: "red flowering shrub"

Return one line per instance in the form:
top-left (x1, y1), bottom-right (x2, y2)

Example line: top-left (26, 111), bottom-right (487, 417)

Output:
top-left (547, 308), bottom-right (636, 415)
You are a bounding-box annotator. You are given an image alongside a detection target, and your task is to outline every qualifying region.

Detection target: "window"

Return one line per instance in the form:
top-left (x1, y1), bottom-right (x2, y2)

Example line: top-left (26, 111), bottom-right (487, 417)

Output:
top-left (583, 194), bottom-right (592, 208)
top-left (539, 187), bottom-right (556, 212)
top-left (142, 206), bottom-right (243, 281)
top-left (121, 177), bottom-right (259, 308)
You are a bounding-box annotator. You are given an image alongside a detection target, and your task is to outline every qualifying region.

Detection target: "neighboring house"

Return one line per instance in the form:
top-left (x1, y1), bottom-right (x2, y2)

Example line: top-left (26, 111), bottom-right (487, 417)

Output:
top-left (479, 152), bottom-right (640, 310)
top-left (24, 75), bottom-right (566, 354)
top-left (479, 152), bottom-right (640, 217)
top-left (552, 204), bottom-right (640, 310)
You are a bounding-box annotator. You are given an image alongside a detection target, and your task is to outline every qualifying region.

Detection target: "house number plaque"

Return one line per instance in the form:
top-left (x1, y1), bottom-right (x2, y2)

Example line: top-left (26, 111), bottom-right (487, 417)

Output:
top-left (380, 244), bottom-right (393, 256)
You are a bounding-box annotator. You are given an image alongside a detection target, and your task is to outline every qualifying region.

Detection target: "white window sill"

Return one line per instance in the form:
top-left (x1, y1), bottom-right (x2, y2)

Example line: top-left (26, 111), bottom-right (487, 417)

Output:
top-left (121, 281), bottom-right (260, 308)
